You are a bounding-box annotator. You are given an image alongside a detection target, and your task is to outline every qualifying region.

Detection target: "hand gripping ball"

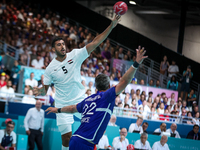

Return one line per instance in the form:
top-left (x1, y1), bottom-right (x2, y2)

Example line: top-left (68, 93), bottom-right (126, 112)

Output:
top-left (113, 1), bottom-right (128, 15)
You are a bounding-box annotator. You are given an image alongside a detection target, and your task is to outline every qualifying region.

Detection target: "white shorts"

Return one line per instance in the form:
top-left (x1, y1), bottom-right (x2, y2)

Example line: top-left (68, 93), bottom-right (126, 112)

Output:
top-left (58, 124), bottom-right (72, 135)
top-left (56, 113), bottom-right (74, 126)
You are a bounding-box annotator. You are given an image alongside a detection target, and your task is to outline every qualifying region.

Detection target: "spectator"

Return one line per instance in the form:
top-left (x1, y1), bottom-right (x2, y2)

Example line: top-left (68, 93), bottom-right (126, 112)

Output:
top-left (157, 103), bottom-right (165, 114)
top-left (140, 100), bottom-right (151, 119)
top-left (147, 79), bottom-right (154, 87)
top-left (167, 93), bottom-right (175, 105)
top-left (152, 135), bottom-right (170, 150)
top-left (134, 133), bottom-right (152, 150)
top-left (181, 100), bottom-right (189, 112)
top-left (184, 111), bottom-right (193, 124)
top-left (142, 122), bottom-right (149, 133)
top-left (22, 89), bottom-right (36, 104)
top-left (0, 120), bottom-right (16, 150)
top-left (42, 14), bottom-right (51, 28)
top-left (101, 46), bottom-right (111, 61)
top-left (166, 123), bottom-right (181, 138)
top-left (192, 112), bottom-right (200, 126)
top-left (0, 72), bottom-right (7, 88)
top-left (135, 89), bottom-right (140, 102)
top-left (167, 75), bottom-right (178, 91)
top-left (187, 89), bottom-right (197, 111)
top-left (160, 55), bottom-right (169, 76)
top-left (192, 106), bottom-right (199, 117)
top-left (186, 124), bottom-right (200, 140)
top-left (138, 94), bottom-right (145, 106)
top-left (85, 89), bottom-right (92, 97)
top-left (97, 132), bottom-right (109, 150)
top-left (168, 60), bottom-right (179, 78)
top-left (139, 79), bottom-right (145, 85)
top-left (153, 123), bottom-right (167, 136)
top-left (0, 80), bottom-right (15, 99)
top-left (155, 80), bottom-right (161, 88)
top-left (38, 75), bottom-right (44, 87)
top-left (10, 60), bottom-right (21, 86)
top-left (131, 99), bottom-right (137, 111)
top-left (108, 114), bottom-right (117, 126)
top-left (24, 100), bottom-right (44, 150)
top-left (25, 72), bottom-right (38, 88)
top-left (31, 52), bottom-right (44, 69)
top-left (128, 117), bottom-right (143, 133)
top-left (112, 128), bottom-right (129, 150)
top-left (150, 107), bottom-right (159, 120)
top-left (118, 47), bottom-right (124, 59)
top-left (180, 65), bottom-right (193, 100)
top-left (88, 81), bottom-right (95, 94)
top-left (146, 97), bottom-right (153, 108)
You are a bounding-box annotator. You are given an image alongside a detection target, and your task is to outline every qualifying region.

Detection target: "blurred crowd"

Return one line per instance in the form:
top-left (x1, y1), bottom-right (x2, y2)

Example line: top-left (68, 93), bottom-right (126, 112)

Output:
top-left (0, 0), bottom-right (198, 127)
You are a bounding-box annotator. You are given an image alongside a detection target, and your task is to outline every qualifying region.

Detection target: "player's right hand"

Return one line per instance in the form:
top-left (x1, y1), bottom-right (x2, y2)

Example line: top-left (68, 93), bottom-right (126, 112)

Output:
top-left (45, 107), bottom-right (58, 115)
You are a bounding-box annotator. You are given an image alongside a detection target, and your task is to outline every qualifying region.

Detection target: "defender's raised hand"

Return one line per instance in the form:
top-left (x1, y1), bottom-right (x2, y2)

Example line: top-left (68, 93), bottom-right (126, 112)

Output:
top-left (135, 46), bottom-right (148, 64)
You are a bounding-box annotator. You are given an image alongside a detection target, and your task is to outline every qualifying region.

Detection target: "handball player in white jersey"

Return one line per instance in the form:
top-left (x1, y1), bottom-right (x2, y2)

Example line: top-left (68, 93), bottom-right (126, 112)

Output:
top-left (33, 15), bottom-right (121, 150)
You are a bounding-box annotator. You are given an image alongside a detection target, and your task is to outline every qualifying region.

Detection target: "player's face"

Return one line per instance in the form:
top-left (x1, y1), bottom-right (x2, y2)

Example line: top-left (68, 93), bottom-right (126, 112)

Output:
top-left (54, 40), bottom-right (66, 57)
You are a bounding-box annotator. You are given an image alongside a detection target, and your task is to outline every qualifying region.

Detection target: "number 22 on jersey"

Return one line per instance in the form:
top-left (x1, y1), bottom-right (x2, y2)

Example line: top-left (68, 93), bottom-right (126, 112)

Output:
top-left (82, 102), bottom-right (97, 116)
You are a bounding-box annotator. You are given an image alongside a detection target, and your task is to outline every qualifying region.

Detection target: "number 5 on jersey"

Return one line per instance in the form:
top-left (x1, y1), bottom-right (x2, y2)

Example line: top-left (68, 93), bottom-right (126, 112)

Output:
top-left (62, 66), bottom-right (68, 74)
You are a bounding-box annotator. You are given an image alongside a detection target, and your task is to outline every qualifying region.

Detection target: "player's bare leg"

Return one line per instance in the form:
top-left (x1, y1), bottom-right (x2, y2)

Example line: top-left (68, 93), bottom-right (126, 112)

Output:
top-left (61, 132), bottom-right (72, 150)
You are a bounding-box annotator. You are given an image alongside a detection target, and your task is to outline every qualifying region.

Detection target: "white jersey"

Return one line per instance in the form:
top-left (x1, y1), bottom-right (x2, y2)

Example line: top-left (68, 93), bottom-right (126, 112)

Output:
top-left (44, 46), bottom-right (88, 125)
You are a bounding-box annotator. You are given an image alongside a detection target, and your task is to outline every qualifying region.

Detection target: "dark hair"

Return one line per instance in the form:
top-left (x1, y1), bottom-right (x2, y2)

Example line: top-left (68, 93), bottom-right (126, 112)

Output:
top-left (149, 91), bottom-right (153, 95)
top-left (52, 37), bottom-right (64, 47)
top-left (95, 74), bottom-right (110, 91)
top-left (143, 122), bottom-right (148, 126)
top-left (137, 117), bottom-right (143, 121)
top-left (7, 121), bottom-right (15, 126)
top-left (171, 75), bottom-right (177, 83)
top-left (136, 89), bottom-right (140, 92)
top-left (193, 124), bottom-right (199, 129)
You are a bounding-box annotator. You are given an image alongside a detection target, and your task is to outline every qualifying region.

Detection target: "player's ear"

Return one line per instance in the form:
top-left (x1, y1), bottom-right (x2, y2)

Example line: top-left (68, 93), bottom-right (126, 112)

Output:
top-left (52, 47), bottom-right (55, 52)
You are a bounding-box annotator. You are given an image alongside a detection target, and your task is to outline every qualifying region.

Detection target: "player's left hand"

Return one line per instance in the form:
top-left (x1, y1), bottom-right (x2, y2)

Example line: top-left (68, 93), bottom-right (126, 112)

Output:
top-left (45, 107), bottom-right (58, 114)
top-left (135, 45), bottom-right (148, 64)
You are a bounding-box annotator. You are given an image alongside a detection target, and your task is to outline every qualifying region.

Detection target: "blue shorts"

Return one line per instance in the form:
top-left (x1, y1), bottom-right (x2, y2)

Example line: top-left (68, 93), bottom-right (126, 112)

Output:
top-left (69, 136), bottom-right (95, 150)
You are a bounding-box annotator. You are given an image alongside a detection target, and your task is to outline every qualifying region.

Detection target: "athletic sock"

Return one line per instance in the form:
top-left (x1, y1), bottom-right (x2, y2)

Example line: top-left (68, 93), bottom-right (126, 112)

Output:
top-left (62, 145), bottom-right (69, 150)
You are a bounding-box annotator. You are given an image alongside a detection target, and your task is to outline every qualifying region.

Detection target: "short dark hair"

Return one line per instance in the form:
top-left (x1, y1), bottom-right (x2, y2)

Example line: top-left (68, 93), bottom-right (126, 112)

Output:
top-left (7, 121), bottom-right (15, 126)
top-left (95, 74), bottom-right (110, 91)
top-left (143, 122), bottom-right (148, 126)
top-left (52, 37), bottom-right (64, 47)
top-left (193, 124), bottom-right (199, 129)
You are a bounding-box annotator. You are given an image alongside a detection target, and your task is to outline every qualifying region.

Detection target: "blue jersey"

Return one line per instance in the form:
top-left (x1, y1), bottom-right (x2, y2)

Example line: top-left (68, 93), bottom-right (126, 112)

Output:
top-left (73, 87), bottom-right (116, 144)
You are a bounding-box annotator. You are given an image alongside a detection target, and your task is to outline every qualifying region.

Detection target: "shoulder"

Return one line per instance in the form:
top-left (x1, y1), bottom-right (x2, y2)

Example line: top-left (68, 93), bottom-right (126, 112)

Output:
top-left (0, 130), bottom-right (4, 134)
top-left (113, 136), bottom-right (119, 141)
top-left (134, 139), bottom-right (140, 144)
top-left (40, 109), bottom-right (45, 113)
top-left (11, 131), bottom-right (16, 137)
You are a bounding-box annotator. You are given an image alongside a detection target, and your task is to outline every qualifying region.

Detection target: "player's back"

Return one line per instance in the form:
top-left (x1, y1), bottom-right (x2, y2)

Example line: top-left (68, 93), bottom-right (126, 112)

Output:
top-left (73, 87), bottom-right (116, 144)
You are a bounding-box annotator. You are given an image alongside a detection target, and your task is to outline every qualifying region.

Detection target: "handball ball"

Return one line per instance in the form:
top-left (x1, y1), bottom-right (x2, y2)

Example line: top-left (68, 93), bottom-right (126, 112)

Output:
top-left (113, 1), bottom-right (128, 16)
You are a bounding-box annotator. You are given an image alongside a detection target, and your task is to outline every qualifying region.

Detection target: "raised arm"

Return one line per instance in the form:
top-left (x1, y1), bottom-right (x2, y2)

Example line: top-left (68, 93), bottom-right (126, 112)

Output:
top-left (45, 105), bottom-right (78, 114)
top-left (115, 46), bottom-right (147, 95)
top-left (86, 15), bottom-right (121, 54)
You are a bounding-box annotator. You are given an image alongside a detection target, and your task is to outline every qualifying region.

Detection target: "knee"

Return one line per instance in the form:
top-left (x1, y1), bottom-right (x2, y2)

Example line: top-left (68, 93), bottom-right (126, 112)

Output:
top-left (62, 134), bottom-right (71, 147)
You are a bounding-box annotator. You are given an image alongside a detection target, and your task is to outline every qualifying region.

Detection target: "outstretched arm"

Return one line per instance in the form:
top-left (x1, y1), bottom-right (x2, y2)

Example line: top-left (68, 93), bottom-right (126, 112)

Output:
top-left (86, 15), bottom-right (121, 54)
top-left (115, 46), bottom-right (148, 95)
top-left (45, 105), bottom-right (78, 114)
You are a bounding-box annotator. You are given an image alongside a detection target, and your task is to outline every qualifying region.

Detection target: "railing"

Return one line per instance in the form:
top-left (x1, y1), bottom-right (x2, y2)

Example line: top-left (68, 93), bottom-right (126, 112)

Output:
top-left (0, 91), bottom-right (50, 114)
top-left (113, 107), bottom-right (197, 125)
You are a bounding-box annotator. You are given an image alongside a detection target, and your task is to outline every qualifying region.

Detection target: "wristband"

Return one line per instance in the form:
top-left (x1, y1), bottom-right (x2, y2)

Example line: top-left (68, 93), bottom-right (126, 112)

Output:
top-left (132, 61), bottom-right (140, 69)
top-left (57, 108), bottom-right (62, 113)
